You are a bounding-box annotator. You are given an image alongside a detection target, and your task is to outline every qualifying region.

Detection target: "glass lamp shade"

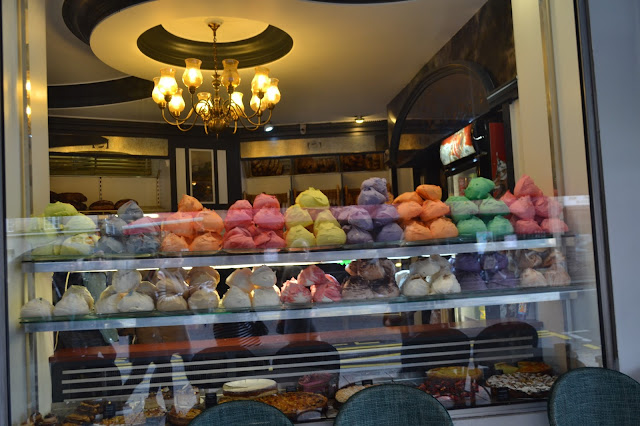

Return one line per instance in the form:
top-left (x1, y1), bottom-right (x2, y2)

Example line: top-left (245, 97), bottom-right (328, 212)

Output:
top-left (250, 93), bottom-right (267, 112)
top-left (231, 91), bottom-right (245, 113)
top-left (168, 88), bottom-right (185, 116)
top-left (158, 67), bottom-right (179, 96)
top-left (182, 58), bottom-right (203, 89)
top-left (265, 78), bottom-right (281, 107)
top-left (251, 66), bottom-right (271, 95)
top-left (152, 77), bottom-right (166, 105)
top-left (220, 59), bottom-right (241, 90)
top-left (195, 92), bottom-right (212, 116)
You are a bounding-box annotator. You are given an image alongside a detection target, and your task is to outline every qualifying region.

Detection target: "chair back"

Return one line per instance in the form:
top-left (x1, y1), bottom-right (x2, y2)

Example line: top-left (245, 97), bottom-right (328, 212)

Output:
top-left (548, 367), bottom-right (640, 426)
top-left (189, 400), bottom-right (294, 425)
top-left (334, 384), bottom-right (453, 426)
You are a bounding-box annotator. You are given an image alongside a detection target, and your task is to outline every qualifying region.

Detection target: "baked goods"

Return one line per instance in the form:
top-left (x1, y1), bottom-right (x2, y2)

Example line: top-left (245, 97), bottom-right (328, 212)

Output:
top-left (189, 232), bottom-right (223, 251)
top-left (335, 385), bottom-right (371, 404)
top-left (44, 201), bottom-right (79, 217)
top-left (402, 275), bottom-right (430, 297)
top-left (63, 215), bottom-right (97, 234)
top-left (375, 222), bottom-right (404, 242)
top-left (117, 291), bottom-right (154, 312)
top-left (226, 268), bottom-right (253, 293)
top-left (177, 194), bottom-right (203, 212)
top-left (187, 284), bottom-right (220, 309)
top-left (254, 208), bottom-right (285, 230)
top-left (89, 200), bottom-right (115, 210)
top-left (510, 196), bottom-right (536, 221)
top-left (487, 215), bottom-right (514, 237)
top-left (251, 285), bottom-right (281, 307)
top-left (464, 177), bottom-right (495, 200)
top-left (253, 193), bottom-right (280, 210)
top-left (117, 200), bottom-right (144, 223)
top-left (514, 175), bottom-right (543, 198)
top-left (223, 227), bottom-right (256, 249)
top-left (486, 372), bottom-right (556, 398)
top-left (223, 379), bottom-right (278, 399)
top-left (161, 233), bottom-right (190, 252)
top-left (296, 188), bottom-right (330, 210)
top-left (298, 373), bottom-right (338, 397)
top-left (541, 218), bottom-right (569, 234)
top-left (428, 217), bottom-right (459, 239)
top-left (20, 298), bottom-right (54, 318)
top-left (371, 204), bottom-right (400, 227)
top-left (456, 217), bottom-right (488, 237)
top-left (161, 211), bottom-right (196, 238)
top-left (221, 285), bottom-right (252, 309)
top-left (280, 278), bottom-right (312, 304)
top-left (516, 361), bottom-right (553, 374)
top-left (250, 265), bottom-right (277, 287)
top-left (167, 407), bottom-right (202, 426)
top-left (420, 200), bottom-right (450, 222)
top-left (255, 392), bottom-right (327, 418)
top-left (416, 184), bottom-right (442, 201)
top-left (113, 269), bottom-right (142, 293)
top-left (478, 197), bottom-right (510, 217)
top-left (123, 217), bottom-right (160, 235)
top-left (285, 225), bottom-right (316, 248)
top-left (59, 233), bottom-right (99, 255)
top-left (157, 294), bottom-right (188, 311)
top-left (456, 271), bottom-right (487, 291)
top-left (431, 272), bottom-right (462, 294)
top-left (285, 204), bottom-right (314, 229)
top-left (403, 221), bottom-right (433, 241)
top-left (445, 196), bottom-right (478, 222)
top-left (114, 198), bottom-right (136, 210)
top-left (520, 268), bottom-right (549, 287)
top-left (515, 219), bottom-right (544, 235)
top-left (393, 192), bottom-right (423, 204)
top-left (396, 201), bottom-right (422, 221)
top-left (125, 234), bottom-right (160, 254)
top-left (224, 208), bottom-right (253, 231)
top-left (315, 222), bottom-right (347, 245)
top-left (427, 366), bottom-right (483, 381)
top-left (310, 275), bottom-right (342, 302)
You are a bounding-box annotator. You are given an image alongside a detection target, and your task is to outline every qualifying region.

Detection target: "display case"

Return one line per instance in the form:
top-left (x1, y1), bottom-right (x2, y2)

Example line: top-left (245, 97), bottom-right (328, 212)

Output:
top-left (12, 199), bottom-right (599, 424)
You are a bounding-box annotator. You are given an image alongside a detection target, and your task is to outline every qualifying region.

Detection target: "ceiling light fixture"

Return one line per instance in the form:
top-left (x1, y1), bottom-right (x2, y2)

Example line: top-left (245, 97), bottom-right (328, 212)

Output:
top-left (355, 116), bottom-right (365, 124)
top-left (152, 21), bottom-right (281, 138)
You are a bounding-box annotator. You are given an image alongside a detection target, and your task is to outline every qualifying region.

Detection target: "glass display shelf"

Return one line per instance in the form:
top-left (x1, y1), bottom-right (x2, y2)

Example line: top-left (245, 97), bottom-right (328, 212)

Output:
top-left (21, 283), bottom-right (594, 332)
top-left (21, 235), bottom-right (564, 273)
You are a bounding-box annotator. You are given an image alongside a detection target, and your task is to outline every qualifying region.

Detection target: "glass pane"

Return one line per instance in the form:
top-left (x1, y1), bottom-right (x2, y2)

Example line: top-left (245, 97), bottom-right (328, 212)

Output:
top-left (189, 149), bottom-right (215, 203)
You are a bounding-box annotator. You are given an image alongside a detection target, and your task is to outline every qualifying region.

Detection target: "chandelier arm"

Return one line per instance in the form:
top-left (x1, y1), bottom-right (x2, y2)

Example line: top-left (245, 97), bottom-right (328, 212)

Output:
top-left (237, 108), bottom-right (273, 130)
top-left (161, 108), bottom-right (199, 131)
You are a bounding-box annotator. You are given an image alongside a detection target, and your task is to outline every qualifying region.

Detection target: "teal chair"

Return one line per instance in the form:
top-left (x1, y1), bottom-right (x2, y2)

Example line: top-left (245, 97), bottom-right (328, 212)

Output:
top-left (334, 384), bottom-right (453, 426)
top-left (548, 367), bottom-right (640, 426)
top-left (188, 400), bottom-right (293, 425)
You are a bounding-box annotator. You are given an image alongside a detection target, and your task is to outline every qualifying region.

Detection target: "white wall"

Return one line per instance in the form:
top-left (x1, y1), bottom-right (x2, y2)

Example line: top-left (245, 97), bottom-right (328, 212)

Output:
top-left (588, 0), bottom-right (640, 381)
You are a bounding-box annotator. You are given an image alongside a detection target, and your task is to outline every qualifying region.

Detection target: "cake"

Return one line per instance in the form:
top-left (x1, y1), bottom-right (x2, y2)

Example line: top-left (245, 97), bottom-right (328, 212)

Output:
top-left (486, 372), bottom-right (557, 398)
top-left (222, 379), bottom-right (278, 399)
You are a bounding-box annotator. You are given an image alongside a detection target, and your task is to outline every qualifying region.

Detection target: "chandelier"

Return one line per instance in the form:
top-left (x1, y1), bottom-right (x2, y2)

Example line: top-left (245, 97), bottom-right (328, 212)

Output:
top-left (151, 21), bottom-right (281, 137)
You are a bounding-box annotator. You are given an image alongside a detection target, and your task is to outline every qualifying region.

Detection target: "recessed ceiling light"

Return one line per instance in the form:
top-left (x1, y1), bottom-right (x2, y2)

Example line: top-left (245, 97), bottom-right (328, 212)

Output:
top-left (355, 116), bottom-right (364, 124)
top-left (264, 125), bottom-right (274, 132)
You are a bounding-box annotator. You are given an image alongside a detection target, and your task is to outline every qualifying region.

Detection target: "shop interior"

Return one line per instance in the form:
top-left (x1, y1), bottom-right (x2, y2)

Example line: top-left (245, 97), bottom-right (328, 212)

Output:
top-left (5, 0), bottom-right (606, 424)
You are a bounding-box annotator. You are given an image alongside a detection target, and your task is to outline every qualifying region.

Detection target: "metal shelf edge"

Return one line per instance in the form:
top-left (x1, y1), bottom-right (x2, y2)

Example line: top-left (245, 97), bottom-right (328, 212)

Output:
top-left (21, 237), bottom-right (560, 273)
top-left (22, 286), bottom-right (593, 333)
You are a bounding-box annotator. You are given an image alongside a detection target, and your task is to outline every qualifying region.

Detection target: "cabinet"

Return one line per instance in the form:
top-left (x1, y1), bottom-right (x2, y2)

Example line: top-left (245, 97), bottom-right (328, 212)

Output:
top-left (17, 228), bottom-right (599, 423)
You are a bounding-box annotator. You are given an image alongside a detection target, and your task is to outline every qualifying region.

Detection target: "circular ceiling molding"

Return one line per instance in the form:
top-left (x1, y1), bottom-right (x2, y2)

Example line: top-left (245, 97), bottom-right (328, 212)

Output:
top-left (62, 0), bottom-right (152, 45)
top-left (137, 24), bottom-right (293, 70)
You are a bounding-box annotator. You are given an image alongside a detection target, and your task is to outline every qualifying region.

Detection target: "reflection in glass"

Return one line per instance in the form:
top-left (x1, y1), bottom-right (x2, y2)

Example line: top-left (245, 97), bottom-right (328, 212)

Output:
top-left (189, 149), bottom-right (215, 203)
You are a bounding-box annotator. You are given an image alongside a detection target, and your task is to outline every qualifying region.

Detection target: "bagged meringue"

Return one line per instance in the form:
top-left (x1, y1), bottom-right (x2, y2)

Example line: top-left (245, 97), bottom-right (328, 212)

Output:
top-left (117, 291), bottom-right (155, 312)
top-left (280, 279), bottom-right (312, 304)
top-left (431, 273), bottom-right (461, 294)
top-left (157, 294), bottom-right (188, 311)
top-left (193, 208), bottom-right (224, 234)
top-left (188, 287), bottom-right (220, 310)
top-left (297, 265), bottom-right (329, 287)
top-left (95, 293), bottom-right (123, 314)
top-left (20, 298), bottom-right (54, 318)
top-left (402, 276), bottom-right (430, 297)
top-left (161, 233), bottom-right (190, 252)
top-left (520, 268), bottom-right (549, 287)
top-left (113, 269), bottom-right (142, 294)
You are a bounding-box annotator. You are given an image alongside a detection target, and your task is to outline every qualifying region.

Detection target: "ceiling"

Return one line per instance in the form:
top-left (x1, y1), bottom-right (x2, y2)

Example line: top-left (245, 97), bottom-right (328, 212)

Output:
top-left (45, 0), bottom-right (487, 128)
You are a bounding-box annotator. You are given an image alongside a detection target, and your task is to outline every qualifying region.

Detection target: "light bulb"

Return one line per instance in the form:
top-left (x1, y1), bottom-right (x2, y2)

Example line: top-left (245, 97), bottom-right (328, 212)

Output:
top-left (265, 78), bottom-right (281, 107)
top-left (221, 59), bottom-right (241, 91)
top-left (251, 67), bottom-right (270, 95)
top-left (195, 92), bottom-right (211, 116)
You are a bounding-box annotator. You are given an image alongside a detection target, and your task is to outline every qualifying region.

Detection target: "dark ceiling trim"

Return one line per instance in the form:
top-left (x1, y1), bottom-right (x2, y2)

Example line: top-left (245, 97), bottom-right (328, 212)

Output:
top-left (305, 0), bottom-right (408, 3)
top-left (48, 76), bottom-right (153, 109)
top-left (137, 25), bottom-right (294, 70)
top-left (48, 116), bottom-right (387, 142)
top-left (62, 0), bottom-right (152, 45)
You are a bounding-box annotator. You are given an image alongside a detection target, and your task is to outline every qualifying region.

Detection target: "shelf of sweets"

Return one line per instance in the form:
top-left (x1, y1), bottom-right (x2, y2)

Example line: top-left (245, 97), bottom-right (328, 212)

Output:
top-left (21, 234), bottom-right (567, 273)
top-left (21, 282), bottom-right (594, 332)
